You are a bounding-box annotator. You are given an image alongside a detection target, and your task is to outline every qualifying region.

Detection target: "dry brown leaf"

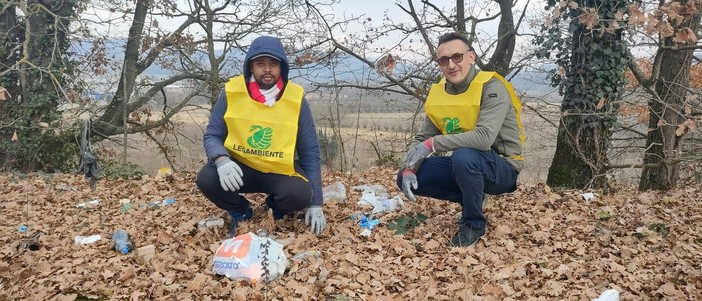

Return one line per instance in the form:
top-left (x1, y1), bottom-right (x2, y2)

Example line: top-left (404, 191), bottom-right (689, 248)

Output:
top-left (157, 230), bottom-right (172, 244)
top-left (130, 290), bottom-right (146, 301)
top-left (425, 239), bottom-right (440, 250)
top-left (57, 294), bottom-right (77, 301)
top-left (170, 264), bottom-right (189, 271)
top-left (185, 273), bottom-right (208, 292)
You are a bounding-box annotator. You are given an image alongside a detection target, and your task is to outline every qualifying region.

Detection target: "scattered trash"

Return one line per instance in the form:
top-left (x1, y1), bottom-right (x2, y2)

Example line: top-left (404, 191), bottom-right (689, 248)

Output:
top-left (582, 192), bottom-right (596, 201)
top-left (213, 231), bottom-right (288, 282)
top-left (136, 244), bottom-right (156, 263)
top-left (358, 215), bottom-right (380, 237)
top-left (322, 181), bottom-right (347, 203)
top-left (74, 235), bottom-right (101, 245)
top-left (56, 183), bottom-right (77, 192)
top-left (291, 250), bottom-right (321, 260)
top-left (359, 215), bottom-right (379, 230)
top-left (592, 289), bottom-right (619, 301)
top-left (18, 225), bottom-right (28, 233)
top-left (348, 212), bottom-right (364, 221)
top-left (119, 199), bottom-right (132, 212)
top-left (351, 184), bottom-right (388, 196)
top-left (77, 118), bottom-right (101, 190)
top-left (112, 229), bottom-right (133, 255)
top-left (149, 197), bottom-right (176, 207)
top-left (197, 217), bottom-right (224, 229)
top-left (76, 199), bottom-right (101, 208)
top-left (17, 230), bottom-right (44, 252)
top-left (155, 167), bottom-right (173, 181)
top-left (358, 191), bottom-right (404, 214)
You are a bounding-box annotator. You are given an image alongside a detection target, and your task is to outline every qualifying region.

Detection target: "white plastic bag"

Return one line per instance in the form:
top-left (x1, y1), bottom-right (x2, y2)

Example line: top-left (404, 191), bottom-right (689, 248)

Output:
top-left (322, 181), bottom-right (347, 203)
top-left (592, 289), bottom-right (619, 301)
top-left (357, 191), bottom-right (404, 214)
top-left (213, 232), bottom-right (288, 282)
top-left (352, 184), bottom-right (388, 197)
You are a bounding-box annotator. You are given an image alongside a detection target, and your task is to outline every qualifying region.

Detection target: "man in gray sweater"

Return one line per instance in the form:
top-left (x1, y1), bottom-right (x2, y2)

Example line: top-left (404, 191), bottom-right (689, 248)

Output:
top-left (397, 32), bottom-right (525, 247)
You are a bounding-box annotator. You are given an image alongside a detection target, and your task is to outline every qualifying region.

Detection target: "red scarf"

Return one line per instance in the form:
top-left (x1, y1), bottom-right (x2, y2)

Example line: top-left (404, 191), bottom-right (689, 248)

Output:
top-left (247, 76), bottom-right (283, 107)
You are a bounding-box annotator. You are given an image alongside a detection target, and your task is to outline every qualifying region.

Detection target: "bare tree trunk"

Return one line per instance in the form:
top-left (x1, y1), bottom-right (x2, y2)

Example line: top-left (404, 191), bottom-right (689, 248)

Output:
top-left (96, 0), bottom-right (149, 136)
top-left (483, 0), bottom-right (515, 76)
top-left (639, 3), bottom-right (701, 190)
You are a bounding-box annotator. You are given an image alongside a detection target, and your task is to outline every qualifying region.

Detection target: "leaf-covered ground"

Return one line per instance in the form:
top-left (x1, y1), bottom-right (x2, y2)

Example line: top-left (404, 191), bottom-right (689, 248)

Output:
top-left (1, 168), bottom-right (700, 300)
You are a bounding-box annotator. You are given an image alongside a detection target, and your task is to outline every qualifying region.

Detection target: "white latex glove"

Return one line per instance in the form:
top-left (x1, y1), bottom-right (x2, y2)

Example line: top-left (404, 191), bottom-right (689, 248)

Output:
top-left (305, 206), bottom-right (326, 235)
top-left (403, 138), bottom-right (434, 169)
top-left (215, 157), bottom-right (244, 191)
top-left (400, 169), bottom-right (418, 201)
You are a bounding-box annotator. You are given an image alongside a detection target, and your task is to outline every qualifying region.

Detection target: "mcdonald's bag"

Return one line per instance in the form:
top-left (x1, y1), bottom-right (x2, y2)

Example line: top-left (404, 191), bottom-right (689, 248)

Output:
top-left (212, 232), bottom-right (288, 282)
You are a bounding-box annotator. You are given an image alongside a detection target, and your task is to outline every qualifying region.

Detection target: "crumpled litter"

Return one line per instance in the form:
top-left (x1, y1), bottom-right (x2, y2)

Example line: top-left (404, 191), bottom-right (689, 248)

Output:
top-left (581, 192), bottom-right (596, 201)
top-left (352, 184), bottom-right (388, 197)
top-left (323, 181), bottom-right (347, 203)
top-left (77, 119), bottom-right (100, 190)
top-left (357, 190), bottom-right (404, 214)
top-left (592, 289), bottom-right (619, 301)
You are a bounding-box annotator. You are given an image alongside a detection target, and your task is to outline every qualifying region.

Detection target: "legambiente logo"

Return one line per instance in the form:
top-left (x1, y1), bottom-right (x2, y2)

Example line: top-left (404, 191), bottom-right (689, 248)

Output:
top-left (247, 125), bottom-right (273, 150)
top-left (442, 117), bottom-right (463, 134)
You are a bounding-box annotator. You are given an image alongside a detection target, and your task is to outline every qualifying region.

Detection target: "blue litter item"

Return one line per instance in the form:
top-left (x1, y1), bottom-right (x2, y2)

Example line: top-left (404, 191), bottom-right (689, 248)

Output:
top-left (111, 229), bottom-right (133, 255)
top-left (19, 225), bottom-right (28, 233)
top-left (359, 215), bottom-right (379, 230)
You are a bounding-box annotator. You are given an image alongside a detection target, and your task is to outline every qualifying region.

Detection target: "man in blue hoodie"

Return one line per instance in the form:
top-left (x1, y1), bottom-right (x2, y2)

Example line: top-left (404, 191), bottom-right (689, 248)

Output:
top-left (196, 36), bottom-right (326, 236)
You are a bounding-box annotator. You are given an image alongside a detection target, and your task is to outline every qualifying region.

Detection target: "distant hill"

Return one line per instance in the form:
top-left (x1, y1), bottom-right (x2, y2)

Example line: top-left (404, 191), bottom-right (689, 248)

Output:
top-left (71, 39), bottom-right (557, 102)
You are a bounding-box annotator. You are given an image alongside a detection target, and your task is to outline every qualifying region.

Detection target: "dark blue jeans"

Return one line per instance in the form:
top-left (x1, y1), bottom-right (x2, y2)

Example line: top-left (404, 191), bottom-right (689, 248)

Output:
top-left (396, 148), bottom-right (518, 229)
top-left (196, 159), bottom-right (312, 214)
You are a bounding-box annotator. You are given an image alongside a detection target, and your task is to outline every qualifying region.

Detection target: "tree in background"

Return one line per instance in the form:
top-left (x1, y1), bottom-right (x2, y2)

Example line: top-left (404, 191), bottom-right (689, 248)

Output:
top-left (626, 1), bottom-right (702, 190)
top-left (536, 0), bottom-right (632, 189)
top-left (0, 0), bottom-right (343, 172)
top-left (298, 0), bottom-right (532, 171)
top-left (0, 0), bottom-right (81, 171)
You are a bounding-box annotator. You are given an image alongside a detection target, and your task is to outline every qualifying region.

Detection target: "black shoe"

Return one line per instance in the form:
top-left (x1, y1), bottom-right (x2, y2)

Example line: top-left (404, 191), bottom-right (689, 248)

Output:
top-left (227, 206), bottom-right (253, 237)
top-left (449, 225), bottom-right (485, 247)
top-left (265, 198), bottom-right (286, 220)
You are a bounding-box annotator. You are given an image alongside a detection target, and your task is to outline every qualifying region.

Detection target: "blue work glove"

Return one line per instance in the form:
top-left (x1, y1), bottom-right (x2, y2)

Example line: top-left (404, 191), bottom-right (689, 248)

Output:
top-left (305, 205), bottom-right (326, 235)
top-left (404, 138), bottom-right (434, 169)
top-left (400, 169), bottom-right (418, 201)
top-left (215, 157), bottom-right (244, 191)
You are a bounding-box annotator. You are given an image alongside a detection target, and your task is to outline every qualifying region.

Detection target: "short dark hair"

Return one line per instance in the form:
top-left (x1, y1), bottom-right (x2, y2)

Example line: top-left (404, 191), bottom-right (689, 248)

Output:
top-left (437, 32), bottom-right (473, 51)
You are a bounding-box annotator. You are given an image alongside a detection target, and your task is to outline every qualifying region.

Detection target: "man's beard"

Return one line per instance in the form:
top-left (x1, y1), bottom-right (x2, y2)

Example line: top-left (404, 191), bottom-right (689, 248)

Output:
top-left (258, 81), bottom-right (275, 89)
top-left (256, 75), bottom-right (277, 89)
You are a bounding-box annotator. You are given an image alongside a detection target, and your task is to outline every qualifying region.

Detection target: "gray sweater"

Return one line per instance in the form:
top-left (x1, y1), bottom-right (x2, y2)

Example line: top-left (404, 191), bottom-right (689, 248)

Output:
top-left (407, 65), bottom-right (524, 173)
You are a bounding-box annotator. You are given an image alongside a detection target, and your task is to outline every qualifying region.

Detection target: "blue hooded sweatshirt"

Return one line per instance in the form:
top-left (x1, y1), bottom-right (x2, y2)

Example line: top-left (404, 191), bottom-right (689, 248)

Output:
top-left (203, 36), bottom-right (323, 206)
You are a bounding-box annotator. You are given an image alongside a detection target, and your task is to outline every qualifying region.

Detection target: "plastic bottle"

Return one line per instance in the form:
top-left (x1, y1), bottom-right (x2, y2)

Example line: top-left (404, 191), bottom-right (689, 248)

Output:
top-left (111, 229), bottom-right (133, 255)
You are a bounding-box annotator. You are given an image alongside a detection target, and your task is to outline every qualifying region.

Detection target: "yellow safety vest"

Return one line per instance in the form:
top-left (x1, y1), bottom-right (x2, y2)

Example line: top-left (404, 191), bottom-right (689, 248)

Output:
top-left (425, 71), bottom-right (526, 160)
top-left (223, 75), bottom-right (307, 179)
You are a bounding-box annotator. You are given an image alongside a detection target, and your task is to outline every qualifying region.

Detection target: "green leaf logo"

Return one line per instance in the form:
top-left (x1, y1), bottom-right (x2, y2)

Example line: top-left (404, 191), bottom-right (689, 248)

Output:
top-left (247, 125), bottom-right (273, 149)
top-left (442, 117), bottom-right (463, 134)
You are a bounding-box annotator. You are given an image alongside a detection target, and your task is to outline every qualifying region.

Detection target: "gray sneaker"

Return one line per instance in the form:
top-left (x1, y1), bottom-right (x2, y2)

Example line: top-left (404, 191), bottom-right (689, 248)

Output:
top-left (449, 225), bottom-right (485, 247)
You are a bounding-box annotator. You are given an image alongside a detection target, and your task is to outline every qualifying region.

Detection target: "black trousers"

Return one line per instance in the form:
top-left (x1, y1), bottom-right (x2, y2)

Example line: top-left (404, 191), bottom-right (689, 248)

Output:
top-left (196, 159), bottom-right (312, 214)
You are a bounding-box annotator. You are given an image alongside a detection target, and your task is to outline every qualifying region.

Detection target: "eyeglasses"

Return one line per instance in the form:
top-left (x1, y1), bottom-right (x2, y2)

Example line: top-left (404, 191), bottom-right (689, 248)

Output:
top-left (437, 51), bottom-right (470, 66)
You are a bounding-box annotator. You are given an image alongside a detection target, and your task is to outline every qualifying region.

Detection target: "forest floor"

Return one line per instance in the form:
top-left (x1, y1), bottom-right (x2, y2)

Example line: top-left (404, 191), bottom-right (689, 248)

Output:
top-left (0, 168), bottom-right (700, 300)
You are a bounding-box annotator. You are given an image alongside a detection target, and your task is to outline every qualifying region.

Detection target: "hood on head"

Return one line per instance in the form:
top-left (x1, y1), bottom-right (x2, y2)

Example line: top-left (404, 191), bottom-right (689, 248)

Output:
top-left (243, 36), bottom-right (289, 82)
